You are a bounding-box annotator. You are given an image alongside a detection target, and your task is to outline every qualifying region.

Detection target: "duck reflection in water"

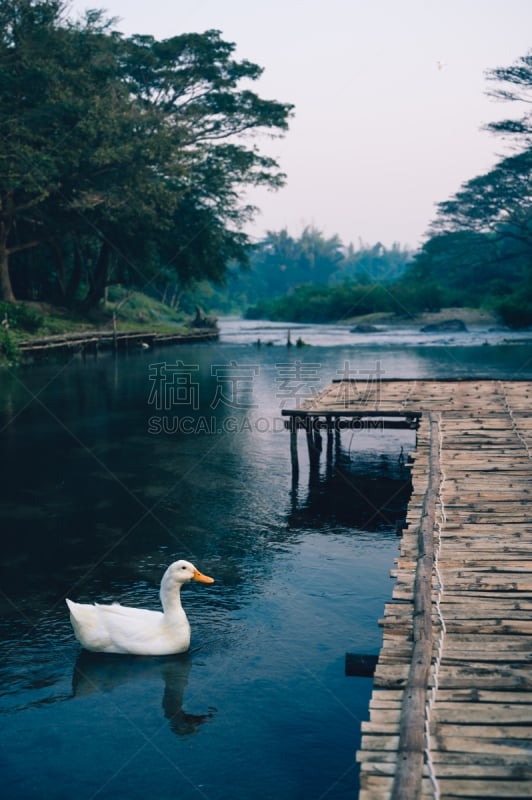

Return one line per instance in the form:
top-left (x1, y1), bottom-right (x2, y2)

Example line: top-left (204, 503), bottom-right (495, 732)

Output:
top-left (72, 651), bottom-right (215, 736)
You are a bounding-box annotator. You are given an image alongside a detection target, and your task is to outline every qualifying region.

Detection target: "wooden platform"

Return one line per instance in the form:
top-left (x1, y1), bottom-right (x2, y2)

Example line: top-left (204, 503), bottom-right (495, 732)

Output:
top-left (17, 327), bottom-right (219, 358)
top-left (287, 380), bottom-right (532, 800)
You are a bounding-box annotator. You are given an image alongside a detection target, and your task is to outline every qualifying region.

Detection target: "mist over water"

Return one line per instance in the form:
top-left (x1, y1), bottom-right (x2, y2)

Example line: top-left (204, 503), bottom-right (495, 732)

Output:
top-left (1, 319), bottom-right (531, 799)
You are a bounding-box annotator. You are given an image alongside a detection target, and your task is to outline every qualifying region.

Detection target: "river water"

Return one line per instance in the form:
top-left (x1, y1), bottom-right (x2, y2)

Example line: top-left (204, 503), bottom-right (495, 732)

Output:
top-left (1, 318), bottom-right (531, 800)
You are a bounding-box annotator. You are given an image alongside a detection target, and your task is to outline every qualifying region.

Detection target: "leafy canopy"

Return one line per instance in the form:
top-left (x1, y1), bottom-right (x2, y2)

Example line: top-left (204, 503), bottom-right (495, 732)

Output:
top-left (0, 0), bottom-right (293, 307)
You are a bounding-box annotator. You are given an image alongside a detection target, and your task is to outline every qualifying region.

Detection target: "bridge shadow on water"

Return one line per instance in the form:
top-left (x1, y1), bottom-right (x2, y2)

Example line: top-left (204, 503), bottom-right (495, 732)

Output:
top-left (288, 424), bottom-right (415, 532)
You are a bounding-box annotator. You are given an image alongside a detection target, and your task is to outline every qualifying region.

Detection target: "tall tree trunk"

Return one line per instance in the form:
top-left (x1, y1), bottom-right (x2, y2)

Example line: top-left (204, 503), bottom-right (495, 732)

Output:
top-left (49, 239), bottom-right (66, 301)
top-left (65, 237), bottom-right (83, 308)
top-left (0, 193), bottom-right (16, 302)
top-left (170, 283), bottom-right (184, 309)
top-left (0, 239), bottom-right (15, 303)
top-left (80, 240), bottom-right (110, 311)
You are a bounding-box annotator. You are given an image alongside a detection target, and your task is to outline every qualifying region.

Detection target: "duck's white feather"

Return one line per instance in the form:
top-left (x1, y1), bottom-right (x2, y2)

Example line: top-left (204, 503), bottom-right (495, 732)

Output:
top-left (66, 560), bottom-right (213, 656)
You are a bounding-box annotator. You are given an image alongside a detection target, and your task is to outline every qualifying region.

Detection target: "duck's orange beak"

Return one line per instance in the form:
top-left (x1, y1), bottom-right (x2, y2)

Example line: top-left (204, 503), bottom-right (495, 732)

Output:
top-left (193, 568), bottom-right (214, 584)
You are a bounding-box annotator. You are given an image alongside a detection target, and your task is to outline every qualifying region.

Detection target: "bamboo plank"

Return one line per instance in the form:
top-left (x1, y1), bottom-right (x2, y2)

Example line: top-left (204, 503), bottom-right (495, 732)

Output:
top-left (430, 735), bottom-right (531, 756)
top-left (442, 635), bottom-right (531, 648)
top-left (436, 664), bottom-right (532, 689)
top-left (436, 779), bottom-right (532, 798)
top-left (431, 703), bottom-right (532, 724)
top-left (443, 621), bottom-right (532, 635)
top-left (362, 762), bottom-right (532, 783)
top-left (430, 724), bottom-right (532, 739)
top-left (434, 690), bottom-right (531, 703)
top-left (358, 748), bottom-right (530, 766)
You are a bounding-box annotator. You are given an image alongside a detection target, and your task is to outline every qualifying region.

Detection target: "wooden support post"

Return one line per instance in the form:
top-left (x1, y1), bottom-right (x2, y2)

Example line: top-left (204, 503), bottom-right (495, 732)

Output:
top-left (306, 417), bottom-right (320, 482)
top-left (326, 417), bottom-right (334, 477)
top-left (335, 424), bottom-right (341, 463)
top-left (391, 412), bottom-right (441, 800)
top-left (305, 425), bottom-right (313, 461)
top-left (290, 421), bottom-right (299, 486)
top-left (112, 311), bottom-right (118, 352)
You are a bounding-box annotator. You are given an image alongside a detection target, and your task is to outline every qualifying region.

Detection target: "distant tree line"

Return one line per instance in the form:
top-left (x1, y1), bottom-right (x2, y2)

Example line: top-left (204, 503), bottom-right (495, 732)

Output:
top-left (239, 229), bottom-right (415, 321)
top-left (246, 50), bottom-right (532, 328)
top-left (0, 0), bottom-right (292, 309)
top-left (251, 229), bottom-right (412, 294)
top-left (192, 228), bottom-right (412, 315)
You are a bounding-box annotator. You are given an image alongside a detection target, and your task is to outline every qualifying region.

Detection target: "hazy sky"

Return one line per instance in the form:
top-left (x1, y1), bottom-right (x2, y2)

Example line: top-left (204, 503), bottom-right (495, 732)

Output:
top-left (68, 0), bottom-right (531, 250)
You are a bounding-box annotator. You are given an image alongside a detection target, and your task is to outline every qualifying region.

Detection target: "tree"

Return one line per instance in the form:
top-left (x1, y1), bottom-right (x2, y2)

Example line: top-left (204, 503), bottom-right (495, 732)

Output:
top-left (406, 229), bottom-right (528, 306)
top-left (0, 0), bottom-right (68, 301)
top-left (340, 241), bottom-right (412, 284)
top-left (0, 0), bottom-right (144, 303)
top-left (247, 227), bottom-right (344, 297)
top-left (484, 50), bottom-right (532, 145)
top-left (0, 2), bottom-right (293, 305)
top-left (433, 48), bottom-right (532, 243)
top-left (424, 49), bottom-right (532, 322)
top-left (432, 149), bottom-right (532, 251)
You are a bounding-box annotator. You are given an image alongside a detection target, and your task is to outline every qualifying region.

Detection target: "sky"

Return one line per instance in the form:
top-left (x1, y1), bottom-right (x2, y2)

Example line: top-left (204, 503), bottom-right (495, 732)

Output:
top-left (67, 0), bottom-right (532, 251)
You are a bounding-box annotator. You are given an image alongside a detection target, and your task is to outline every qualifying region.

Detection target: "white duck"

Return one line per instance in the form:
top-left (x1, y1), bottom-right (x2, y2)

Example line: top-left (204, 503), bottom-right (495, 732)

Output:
top-left (66, 560), bottom-right (214, 656)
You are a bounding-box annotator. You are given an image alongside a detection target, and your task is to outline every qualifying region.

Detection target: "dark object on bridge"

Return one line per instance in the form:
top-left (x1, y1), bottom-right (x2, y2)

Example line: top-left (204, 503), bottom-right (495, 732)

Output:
top-left (420, 318), bottom-right (467, 333)
top-left (345, 653), bottom-right (379, 677)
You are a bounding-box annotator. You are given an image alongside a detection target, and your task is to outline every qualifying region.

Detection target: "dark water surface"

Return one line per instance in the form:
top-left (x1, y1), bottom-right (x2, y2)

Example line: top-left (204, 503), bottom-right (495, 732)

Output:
top-left (1, 321), bottom-right (532, 800)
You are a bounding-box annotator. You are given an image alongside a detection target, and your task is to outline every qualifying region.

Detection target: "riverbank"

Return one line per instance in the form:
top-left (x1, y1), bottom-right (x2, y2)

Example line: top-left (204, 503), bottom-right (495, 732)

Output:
top-left (15, 327), bottom-right (219, 361)
top-left (0, 294), bottom-right (218, 365)
top-left (344, 306), bottom-right (500, 329)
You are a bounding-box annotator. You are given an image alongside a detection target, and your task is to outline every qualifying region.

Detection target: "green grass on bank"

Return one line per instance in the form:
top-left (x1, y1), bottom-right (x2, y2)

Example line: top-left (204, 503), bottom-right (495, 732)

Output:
top-left (0, 288), bottom-right (195, 365)
top-left (1, 291), bottom-right (190, 337)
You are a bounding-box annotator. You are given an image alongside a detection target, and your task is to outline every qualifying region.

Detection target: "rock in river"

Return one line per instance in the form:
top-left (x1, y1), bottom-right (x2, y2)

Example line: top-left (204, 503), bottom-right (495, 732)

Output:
top-left (420, 318), bottom-right (468, 333)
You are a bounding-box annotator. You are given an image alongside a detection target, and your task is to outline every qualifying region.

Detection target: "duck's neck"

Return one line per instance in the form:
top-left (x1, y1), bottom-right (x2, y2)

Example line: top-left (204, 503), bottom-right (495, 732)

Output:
top-left (160, 582), bottom-right (185, 620)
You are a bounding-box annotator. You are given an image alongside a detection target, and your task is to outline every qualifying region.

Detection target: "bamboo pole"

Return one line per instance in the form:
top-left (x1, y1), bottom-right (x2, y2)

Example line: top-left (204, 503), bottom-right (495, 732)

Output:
top-left (391, 412), bottom-right (441, 800)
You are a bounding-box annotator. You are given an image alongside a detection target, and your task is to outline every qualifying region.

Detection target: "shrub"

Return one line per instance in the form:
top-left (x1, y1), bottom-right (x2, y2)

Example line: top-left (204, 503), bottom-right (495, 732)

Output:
top-left (0, 302), bottom-right (44, 333)
top-left (497, 291), bottom-right (532, 329)
top-left (0, 329), bottom-right (20, 363)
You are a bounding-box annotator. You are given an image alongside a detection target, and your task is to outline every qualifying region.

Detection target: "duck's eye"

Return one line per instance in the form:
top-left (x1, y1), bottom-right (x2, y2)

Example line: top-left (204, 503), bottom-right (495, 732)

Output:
top-left (181, 565), bottom-right (187, 570)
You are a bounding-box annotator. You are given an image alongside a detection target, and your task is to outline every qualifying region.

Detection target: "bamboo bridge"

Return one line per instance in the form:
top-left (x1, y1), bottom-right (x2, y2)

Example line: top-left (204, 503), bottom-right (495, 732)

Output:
top-left (283, 379), bottom-right (532, 800)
